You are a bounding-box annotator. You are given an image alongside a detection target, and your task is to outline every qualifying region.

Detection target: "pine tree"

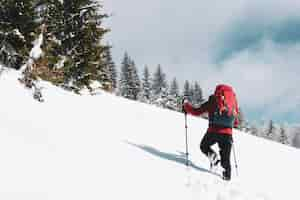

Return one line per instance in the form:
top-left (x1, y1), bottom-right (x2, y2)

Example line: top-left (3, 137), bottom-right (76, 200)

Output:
top-left (119, 52), bottom-right (132, 98)
top-left (30, 0), bottom-right (65, 85)
top-left (140, 66), bottom-right (151, 103)
top-left (11, 0), bottom-right (111, 92)
top-left (159, 85), bottom-right (170, 108)
top-left (292, 127), bottom-right (300, 148)
top-left (183, 80), bottom-right (193, 101)
top-left (0, 0), bottom-right (39, 69)
top-left (167, 77), bottom-right (180, 111)
top-left (151, 64), bottom-right (168, 105)
top-left (130, 60), bottom-right (141, 100)
top-left (60, 0), bottom-right (110, 91)
top-left (279, 125), bottom-right (289, 145)
top-left (152, 65), bottom-right (167, 97)
top-left (191, 82), bottom-right (204, 106)
top-left (119, 52), bottom-right (140, 100)
top-left (103, 46), bottom-right (117, 91)
top-left (243, 121), bottom-right (252, 133)
top-left (249, 124), bottom-right (259, 137)
top-left (265, 120), bottom-right (276, 140)
top-left (36, 0), bottom-right (64, 37)
top-left (169, 78), bottom-right (179, 97)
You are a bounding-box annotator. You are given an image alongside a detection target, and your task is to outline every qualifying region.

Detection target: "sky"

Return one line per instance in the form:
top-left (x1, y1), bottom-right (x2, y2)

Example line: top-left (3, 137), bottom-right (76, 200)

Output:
top-left (102, 0), bottom-right (300, 125)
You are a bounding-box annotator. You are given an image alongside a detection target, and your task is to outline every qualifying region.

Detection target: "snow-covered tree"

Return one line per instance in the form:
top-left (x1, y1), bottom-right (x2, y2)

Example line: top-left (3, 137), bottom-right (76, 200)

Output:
top-left (119, 53), bottom-right (140, 100)
top-left (103, 46), bottom-right (117, 91)
top-left (260, 120), bottom-right (280, 141)
top-left (191, 82), bottom-right (204, 106)
top-left (278, 124), bottom-right (289, 145)
top-left (151, 65), bottom-right (169, 107)
top-left (266, 120), bottom-right (277, 140)
top-left (130, 60), bottom-right (141, 100)
top-left (169, 78), bottom-right (179, 97)
top-left (119, 52), bottom-right (132, 98)
top-left (0, 0), bottom-right (39, 69)
top-left (60, 0), bottom-right (110, 91)
top-left (151, 65), bottom-right (167, 98)
top-left (243, 121), bottom-right (252, 133)
top-left (27, 0), bottom-right (66, 85)
top-left (36, 0), bottom-right (64, 36)
top-left (183, 80), bottom-right (193, 101)
top-left (260, 120), bottom-right (271, 139)
top-left (249, 124), bottom-right (260, 137)
top-left (140, 66), bottom-right (151, 103)
top-left (166, 77), bottom-right (180, 111)
top-left (292, 127), bottom-right (300, 148)
top-left (158, 86), bottom-right (170, 108)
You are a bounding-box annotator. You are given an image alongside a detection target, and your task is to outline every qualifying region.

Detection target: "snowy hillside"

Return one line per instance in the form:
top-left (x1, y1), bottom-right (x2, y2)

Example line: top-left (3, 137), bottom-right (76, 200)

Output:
top-left (0, 70), bottom-right (299, 200)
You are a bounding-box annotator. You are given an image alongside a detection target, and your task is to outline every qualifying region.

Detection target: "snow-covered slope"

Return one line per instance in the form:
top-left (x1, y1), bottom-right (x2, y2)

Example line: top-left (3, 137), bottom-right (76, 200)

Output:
top-left (0, 70), bottom-right (299, 200)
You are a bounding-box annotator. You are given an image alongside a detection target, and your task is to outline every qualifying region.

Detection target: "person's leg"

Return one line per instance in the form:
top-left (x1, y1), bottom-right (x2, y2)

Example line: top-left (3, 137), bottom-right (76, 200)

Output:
top-left (200, 133), bottom-right (217, 160)
top-left (218, 134), bottom-right (232, 180)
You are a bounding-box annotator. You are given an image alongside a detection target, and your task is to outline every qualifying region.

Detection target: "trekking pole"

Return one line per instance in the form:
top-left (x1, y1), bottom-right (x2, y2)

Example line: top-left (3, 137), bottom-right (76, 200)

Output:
top-left (184, 111), bottom-right (189, 166)
top-left (232, 139), bottom-right (238, 176)
top-left (182, 98), bottom-right (189, 166)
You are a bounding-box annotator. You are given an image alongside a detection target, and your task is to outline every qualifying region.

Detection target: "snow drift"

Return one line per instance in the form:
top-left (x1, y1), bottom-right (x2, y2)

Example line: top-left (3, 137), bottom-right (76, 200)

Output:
top-left (0, 69), bottom-right (299, 200)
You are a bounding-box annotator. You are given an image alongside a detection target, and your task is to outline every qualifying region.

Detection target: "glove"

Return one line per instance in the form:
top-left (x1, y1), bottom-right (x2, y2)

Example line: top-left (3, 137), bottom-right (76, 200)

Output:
top-left (183, 101), bottom-right (192, 114)
top-left (233, 118), bottom-right (239, 128)
top-left (182, 98), bottom-right (188, 113)
top-left (183, 98), bottom-right (189, 104)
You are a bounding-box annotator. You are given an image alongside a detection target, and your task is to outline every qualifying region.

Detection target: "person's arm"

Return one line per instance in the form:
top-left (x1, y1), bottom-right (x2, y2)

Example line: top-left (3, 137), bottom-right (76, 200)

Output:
top-left (183, 98), bottom-right (211, 116)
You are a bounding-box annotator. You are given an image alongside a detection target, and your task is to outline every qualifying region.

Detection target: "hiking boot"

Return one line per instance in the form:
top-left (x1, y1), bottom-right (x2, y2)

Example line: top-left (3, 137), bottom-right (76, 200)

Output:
top-left (208, 152), bottom-right (220, 168)
top-left (222, 171), bottom-right (231, 181)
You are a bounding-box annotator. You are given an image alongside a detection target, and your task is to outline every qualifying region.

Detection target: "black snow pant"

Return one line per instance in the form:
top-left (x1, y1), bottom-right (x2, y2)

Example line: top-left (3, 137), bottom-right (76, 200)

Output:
top-left (200, 132), bottom-right (233, 178)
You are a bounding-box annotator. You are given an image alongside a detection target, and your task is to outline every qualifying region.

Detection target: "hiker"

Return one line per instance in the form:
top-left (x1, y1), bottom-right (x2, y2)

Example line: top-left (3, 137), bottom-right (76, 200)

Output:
top-left (183, 84), bottom-right (239, 181)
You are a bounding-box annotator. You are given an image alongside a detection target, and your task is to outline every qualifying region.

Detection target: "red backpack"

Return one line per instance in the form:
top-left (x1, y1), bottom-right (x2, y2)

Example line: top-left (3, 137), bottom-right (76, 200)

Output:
top-left (211, 84), bottom-right (238, 128)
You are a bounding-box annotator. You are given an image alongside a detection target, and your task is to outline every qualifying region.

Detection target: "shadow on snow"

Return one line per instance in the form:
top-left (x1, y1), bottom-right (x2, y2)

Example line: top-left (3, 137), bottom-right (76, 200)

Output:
top-left (125, 141), bottom-right (220, 177)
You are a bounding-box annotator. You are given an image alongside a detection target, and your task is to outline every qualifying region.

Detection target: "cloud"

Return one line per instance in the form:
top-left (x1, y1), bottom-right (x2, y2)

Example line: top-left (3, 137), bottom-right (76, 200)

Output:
top-left (103, 0), bottom-right (243, 67)
top-left (210, 2), bottom-right (300, 122)
top-left (103, 0), bottom-right (300, 123)
top-left (203, 40), bottom-right (300, 122)
top-left (215, 16), bottom-right (300, 63)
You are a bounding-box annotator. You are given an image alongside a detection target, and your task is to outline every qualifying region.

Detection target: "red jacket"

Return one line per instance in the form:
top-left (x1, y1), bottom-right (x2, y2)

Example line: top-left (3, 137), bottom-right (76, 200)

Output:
top-left (184, 95), bottom-right (239, 135)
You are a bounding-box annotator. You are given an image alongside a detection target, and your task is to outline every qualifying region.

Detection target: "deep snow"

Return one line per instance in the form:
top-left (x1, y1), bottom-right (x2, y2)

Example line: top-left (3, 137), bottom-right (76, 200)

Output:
top-left (0, 69), bottom-right (299, 200)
